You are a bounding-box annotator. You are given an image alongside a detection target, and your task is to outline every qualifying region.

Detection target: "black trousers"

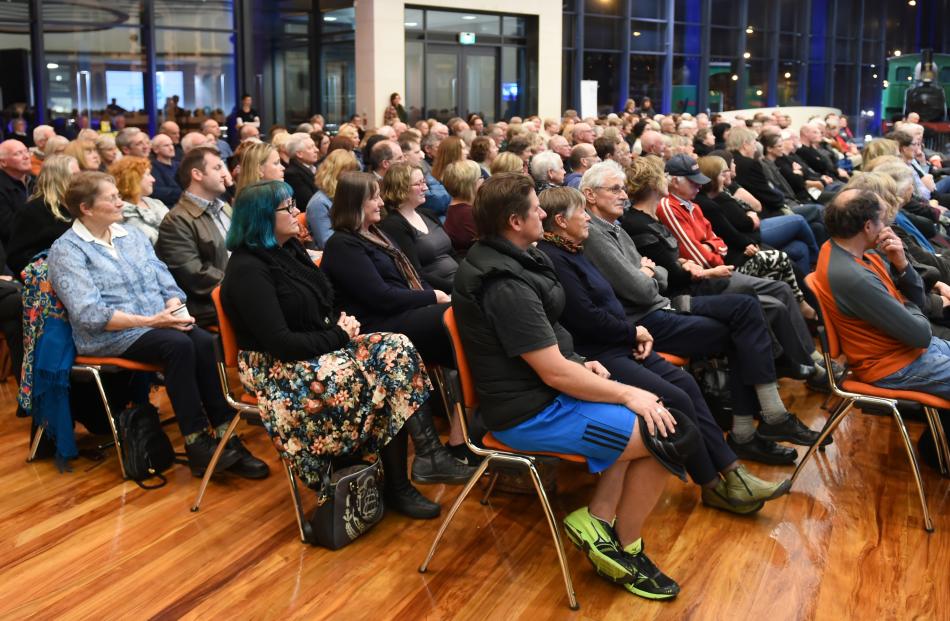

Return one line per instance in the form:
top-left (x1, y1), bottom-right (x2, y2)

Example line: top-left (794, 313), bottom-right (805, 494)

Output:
top-left (592, 348), bottom-right (737, 485)
top-left (639, 294), bottom-right (775, 417)
top-left (122, 327), bottom-right (232, 436)
top-left (368, 302), bottom-right (454, 369)
top-left (0, 280), bottom-right (23, 383)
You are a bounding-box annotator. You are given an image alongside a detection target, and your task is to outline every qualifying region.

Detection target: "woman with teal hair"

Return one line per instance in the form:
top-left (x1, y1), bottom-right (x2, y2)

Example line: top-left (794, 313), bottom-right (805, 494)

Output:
top-left (220, 180), bottom-right (441, 519)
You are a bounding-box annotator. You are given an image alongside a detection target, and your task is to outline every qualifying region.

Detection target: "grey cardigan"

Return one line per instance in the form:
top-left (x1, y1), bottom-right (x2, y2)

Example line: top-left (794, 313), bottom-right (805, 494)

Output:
top-left (583, 211), bottom-right (671, 322)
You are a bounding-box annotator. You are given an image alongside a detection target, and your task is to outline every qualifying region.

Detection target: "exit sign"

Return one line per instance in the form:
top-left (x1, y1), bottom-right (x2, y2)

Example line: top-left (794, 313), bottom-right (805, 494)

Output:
top-left (459, 32), bottom-right (476, 45)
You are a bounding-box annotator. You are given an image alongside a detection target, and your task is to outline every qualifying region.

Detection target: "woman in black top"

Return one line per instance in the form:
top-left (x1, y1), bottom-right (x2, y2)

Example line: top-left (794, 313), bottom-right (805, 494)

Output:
top-left (321, 172), bottom-right (478, 480)
top-left (378, 163), bottom-right (459, 290)
top-left (537, 187), bottom-right (789, 514)
top-left (221, 180), bottom-right (440, 519)
top-left (7, 154), bottom-right (78, 278)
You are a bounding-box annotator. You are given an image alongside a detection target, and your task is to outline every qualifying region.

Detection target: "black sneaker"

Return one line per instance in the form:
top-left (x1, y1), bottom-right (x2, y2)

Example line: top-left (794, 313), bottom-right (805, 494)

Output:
top-left (445, 442), bottom-right (482, 467)
top-left (225, 435), bottom-right (270, 479)
top-left (727, 432), bottom-right (798, 465)
top-left (757, 413), bottom-right (832, 447)
top-left (185, 432), bottom-right (242, 477)
top-left (621, 546), bottom-right (680, 600)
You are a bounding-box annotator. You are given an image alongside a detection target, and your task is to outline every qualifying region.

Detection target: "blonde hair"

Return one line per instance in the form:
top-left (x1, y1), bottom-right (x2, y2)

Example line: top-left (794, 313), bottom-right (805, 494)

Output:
top-left (63, 138), bottom-right (98, 170)
top-left (625, 156), bottom-right (667, 203)
top-left (442, 160), bottom-right (481, 203)
top-left (314, 149), bottom-right (360, 198)
top-left (30, 154), bottom-right (78, 221)
top-left (431, 136), bottom-right (465, 181)
top-left (862, 139), bottom-right (899, 165)
top-left (844, 172), bottom-right (901, 222)
top-left (490, 152), bottom-right (524, 175)
top-left (381, 161), bottom-right (422, 207)
top-left (235, 142), bottom-right (278, 196)
top-left (698, 155), bottom-right (728, 193)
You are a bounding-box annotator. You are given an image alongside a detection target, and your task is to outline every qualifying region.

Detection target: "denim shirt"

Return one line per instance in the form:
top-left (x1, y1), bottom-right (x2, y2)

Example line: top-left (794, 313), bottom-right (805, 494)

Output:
top-left (48, 221), bottom-right (186, 356)
top-left (305, 190), bottom-right (334, 249)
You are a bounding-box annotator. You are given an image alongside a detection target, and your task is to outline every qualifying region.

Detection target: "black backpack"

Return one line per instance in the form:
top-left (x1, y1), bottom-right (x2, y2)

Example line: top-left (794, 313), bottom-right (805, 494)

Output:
top-left (118, 402), bottom-right (177, 488)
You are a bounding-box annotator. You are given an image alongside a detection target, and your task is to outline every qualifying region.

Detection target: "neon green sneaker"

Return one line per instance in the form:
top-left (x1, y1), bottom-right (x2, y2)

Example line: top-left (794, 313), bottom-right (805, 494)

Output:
top-left (563, 507), bottom-right (631, 583)
top-left (621, 541), bottom-right (680, 600)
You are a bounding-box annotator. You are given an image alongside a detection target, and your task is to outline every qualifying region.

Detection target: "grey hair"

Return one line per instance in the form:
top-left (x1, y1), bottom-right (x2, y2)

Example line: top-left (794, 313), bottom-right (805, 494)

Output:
top-left (874, 162), bottom-right (917, 199)
top-left (579, 160), bottom-right (625, 193)
top-left (115, 127), bottom-right (143, 152)
top-left (725, 127), bottom-right (757, 151)
top-left (529, 151), bottom-right (564, 183)
top-left (286, 132), bottom-right (315, 159)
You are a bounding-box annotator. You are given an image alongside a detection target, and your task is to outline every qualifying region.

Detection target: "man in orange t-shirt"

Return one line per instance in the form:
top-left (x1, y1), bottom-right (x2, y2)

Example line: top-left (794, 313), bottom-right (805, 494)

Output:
top-left (813, 189), bottom-right (943, 396)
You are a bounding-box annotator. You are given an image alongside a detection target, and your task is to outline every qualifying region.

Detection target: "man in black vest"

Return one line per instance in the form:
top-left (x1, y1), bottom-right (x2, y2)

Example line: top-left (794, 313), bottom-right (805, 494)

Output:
top-left (452, 172), bottom-right (681, 601)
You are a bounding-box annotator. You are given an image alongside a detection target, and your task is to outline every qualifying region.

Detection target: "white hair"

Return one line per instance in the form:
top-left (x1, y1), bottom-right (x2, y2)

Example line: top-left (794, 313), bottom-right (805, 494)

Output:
top-left (529, 151), bottom-right (564, 183)
top-left (286, 132), bottom-right (315, 158)
top-left (181, 131), bottom-right (209, 153)
top-left (32, 125), bottom-right (54, 144)
top-left (579, 160), bottom-right (625, 193)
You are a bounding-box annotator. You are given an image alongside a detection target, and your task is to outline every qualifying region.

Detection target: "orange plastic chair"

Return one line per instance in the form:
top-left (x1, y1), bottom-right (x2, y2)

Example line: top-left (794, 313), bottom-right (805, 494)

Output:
top-left (28, 355), bottom-right (162, 480)
top-left (419, 307), bottom-right (585, 610)
top-left (793, 273), bottom-right (950, 532)
top-left (190, 286), bottom-right (312, 544)
top-left (658, 352), bottom-right (689, 367)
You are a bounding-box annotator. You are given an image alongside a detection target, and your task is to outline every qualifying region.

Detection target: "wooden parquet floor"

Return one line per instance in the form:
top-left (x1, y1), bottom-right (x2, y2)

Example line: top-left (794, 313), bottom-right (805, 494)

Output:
top-left (1, 376), bottom-right (948, 621)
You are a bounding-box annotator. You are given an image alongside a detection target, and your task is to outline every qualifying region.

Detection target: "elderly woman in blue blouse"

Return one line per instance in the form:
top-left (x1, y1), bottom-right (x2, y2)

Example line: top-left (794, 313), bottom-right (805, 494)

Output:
top-left (47, 171), bottom-right (269, 479)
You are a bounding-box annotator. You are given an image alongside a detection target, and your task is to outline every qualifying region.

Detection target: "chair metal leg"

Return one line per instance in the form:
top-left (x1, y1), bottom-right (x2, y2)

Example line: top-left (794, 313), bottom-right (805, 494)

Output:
top-left (480, 471), bottom-right (499, 505)
top-left (891, 407), bottom-right (935, 532)
top-left (282, 462), bottom-right (312, 543)
top-left (419, 456), bottom-right (493, 573)
top-left (792, 399), bottom-right (854, 485)
top-left (527, 461), bottom-right (579, 610)
top-left (922, 408), bottom-right (948, 476)
top-left (86, 367), bottom-right (127, 479)
top-left (925, 406), bottom-right (950, 477)
top-left (191, 412), bottom-right (242, 512)
top-left (431, 366), bottom-right (455, 420)
top-left (27, 425), bottom-right (44, 461)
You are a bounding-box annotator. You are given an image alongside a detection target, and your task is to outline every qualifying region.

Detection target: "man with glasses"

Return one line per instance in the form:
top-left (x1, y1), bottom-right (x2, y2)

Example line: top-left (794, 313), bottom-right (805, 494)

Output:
top-left (564, 144), bottom-right (600, 189)
top-left (156, 147), bottom-right (232, 327)
top-left (582, 160), bottom-right (824, 464)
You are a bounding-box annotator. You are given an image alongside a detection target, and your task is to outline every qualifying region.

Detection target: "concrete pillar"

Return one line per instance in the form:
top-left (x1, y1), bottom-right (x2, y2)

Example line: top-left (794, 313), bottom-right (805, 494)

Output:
top-left (355, 0), bottom-right (406, 127)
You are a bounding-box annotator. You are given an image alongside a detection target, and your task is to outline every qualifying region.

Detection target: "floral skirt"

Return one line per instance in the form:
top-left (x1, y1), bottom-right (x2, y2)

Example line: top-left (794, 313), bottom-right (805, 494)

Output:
top-left (238, 332), bottom-right (431, 504)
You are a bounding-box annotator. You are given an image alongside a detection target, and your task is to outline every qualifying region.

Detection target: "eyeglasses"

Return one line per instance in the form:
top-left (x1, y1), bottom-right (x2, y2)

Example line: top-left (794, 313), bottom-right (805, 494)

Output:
top-left (411, 180), bottom-right (428, 188)
top-left (276, 198), bottom-right (298, 214)
top-left (595, 185), bottom-right (627, 195)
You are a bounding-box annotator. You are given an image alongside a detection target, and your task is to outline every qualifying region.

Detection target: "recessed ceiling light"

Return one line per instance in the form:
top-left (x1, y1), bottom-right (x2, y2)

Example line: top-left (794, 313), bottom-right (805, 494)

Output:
top-left (784, 72), bottom-right (792, 78)
top-left (755, 89), bottom-right (763, 96)
top-left (731, 74), bottom-right (739, 81)
top-left (872, 73), bottom-right (878, 78)
top-left (47, 62), bottom-right (59, 69)
top-left (743, 52), bottom-right (751, 59)
top-left (633, 31), bottom-right (641, 36)
top-left (462, 15), bottom-right (476, 20)
top-left (746, 26), bottom-right (754, 34)
top-left (894, 49), bottom-right (902, 56)
top-left (404, 21), bottom-right (418, 27)
top-left (323, 16), bottom-right (337, 22)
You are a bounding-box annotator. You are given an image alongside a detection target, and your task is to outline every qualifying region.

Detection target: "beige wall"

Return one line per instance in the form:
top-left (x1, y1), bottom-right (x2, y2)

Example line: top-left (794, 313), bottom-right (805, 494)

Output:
top-left (355, 0), bottom-right (562, 127)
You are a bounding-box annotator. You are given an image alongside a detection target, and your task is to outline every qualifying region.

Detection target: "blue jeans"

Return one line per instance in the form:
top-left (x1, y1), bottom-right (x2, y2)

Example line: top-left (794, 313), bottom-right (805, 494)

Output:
top-left (935, 175), bottom-right (950, 195)
top-left (759, 214), bottom-right (820, 273)
top-left (876, 337), bottom-right (950, 400)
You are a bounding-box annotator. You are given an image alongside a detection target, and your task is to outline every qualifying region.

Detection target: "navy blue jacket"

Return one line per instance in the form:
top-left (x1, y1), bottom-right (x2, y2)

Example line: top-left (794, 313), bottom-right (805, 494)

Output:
top-left (537, 240), bottom-right (637, 358)
top-left (321, 229), bottom-right (436, 328)
top-left (151, 159), bottom-right (181, 207)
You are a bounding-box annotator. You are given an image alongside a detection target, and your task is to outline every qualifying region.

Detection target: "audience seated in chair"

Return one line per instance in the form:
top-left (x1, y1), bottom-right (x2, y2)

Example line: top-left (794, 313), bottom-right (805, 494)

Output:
top-left (221, 179), bottom-right (439, 519)
top-left (536, 186), bottom-right (790, 514)
top-left (48, 171), bottom-right (267, 478)
top-left (156, 147), bottom-right (231, 327)
top-left (283, 133), bottom-right (320, 208)
top-left (305, 149), bottom-right (361, 249)
top-left (813, 188), bottom-right (950, 464)
top-left (320, 171), bottom-right (477, 482)
top-left (441, 160), bottom-right (483, 257)
top-left (379, 162), bottom-right (459, 291)
top-left (452, 172), bottom-right (685, 600)
top-left (579, 161), bottom-right (825, 465)
top-left (0, 139), bottom-right (35, 249)
top-left (149, 133), bottom-right (181, 208)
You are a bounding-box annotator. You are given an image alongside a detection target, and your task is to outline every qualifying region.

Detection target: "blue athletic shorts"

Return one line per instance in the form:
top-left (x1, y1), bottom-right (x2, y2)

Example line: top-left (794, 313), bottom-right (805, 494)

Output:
top-left (491, 395), bottom-right (636, 473)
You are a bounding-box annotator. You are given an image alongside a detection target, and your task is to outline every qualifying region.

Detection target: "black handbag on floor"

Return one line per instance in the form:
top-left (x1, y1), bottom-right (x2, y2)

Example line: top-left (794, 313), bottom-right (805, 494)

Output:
top-left (311, 459), bottom-right (384, 550)
top-left (118, 402), bottom-right (176, 489)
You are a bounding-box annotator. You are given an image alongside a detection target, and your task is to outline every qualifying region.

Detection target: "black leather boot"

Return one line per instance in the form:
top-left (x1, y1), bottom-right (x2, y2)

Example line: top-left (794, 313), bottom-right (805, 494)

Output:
top-left (381, 429), bottom-right (440, 519)
top-left (405, 403), bottom-right (478, 484)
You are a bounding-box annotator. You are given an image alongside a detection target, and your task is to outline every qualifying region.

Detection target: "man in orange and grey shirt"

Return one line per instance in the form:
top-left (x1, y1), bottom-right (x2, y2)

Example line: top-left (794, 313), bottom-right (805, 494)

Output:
top-left (812, 188), bottom-right (939, 395)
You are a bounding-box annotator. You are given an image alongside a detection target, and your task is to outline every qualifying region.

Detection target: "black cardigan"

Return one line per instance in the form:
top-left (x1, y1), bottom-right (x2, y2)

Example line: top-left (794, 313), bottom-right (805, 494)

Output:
top-left (731, 151), bottom-right (786, 216)
top-left (221, 241), bottom-right (349, 361)
top-left (377, 207), bottom-right (458, 290)
top-left (321, 228), bottom-right (436, 328)
top-left (6, 196), bottom-right (72, 278)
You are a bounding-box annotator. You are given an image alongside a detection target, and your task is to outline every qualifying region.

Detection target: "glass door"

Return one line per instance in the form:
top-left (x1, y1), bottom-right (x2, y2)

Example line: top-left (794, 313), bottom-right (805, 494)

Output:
top-left (425, 45), bottom-right (459, 122)
top-left (462, 47), bottom-right (497, 123)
